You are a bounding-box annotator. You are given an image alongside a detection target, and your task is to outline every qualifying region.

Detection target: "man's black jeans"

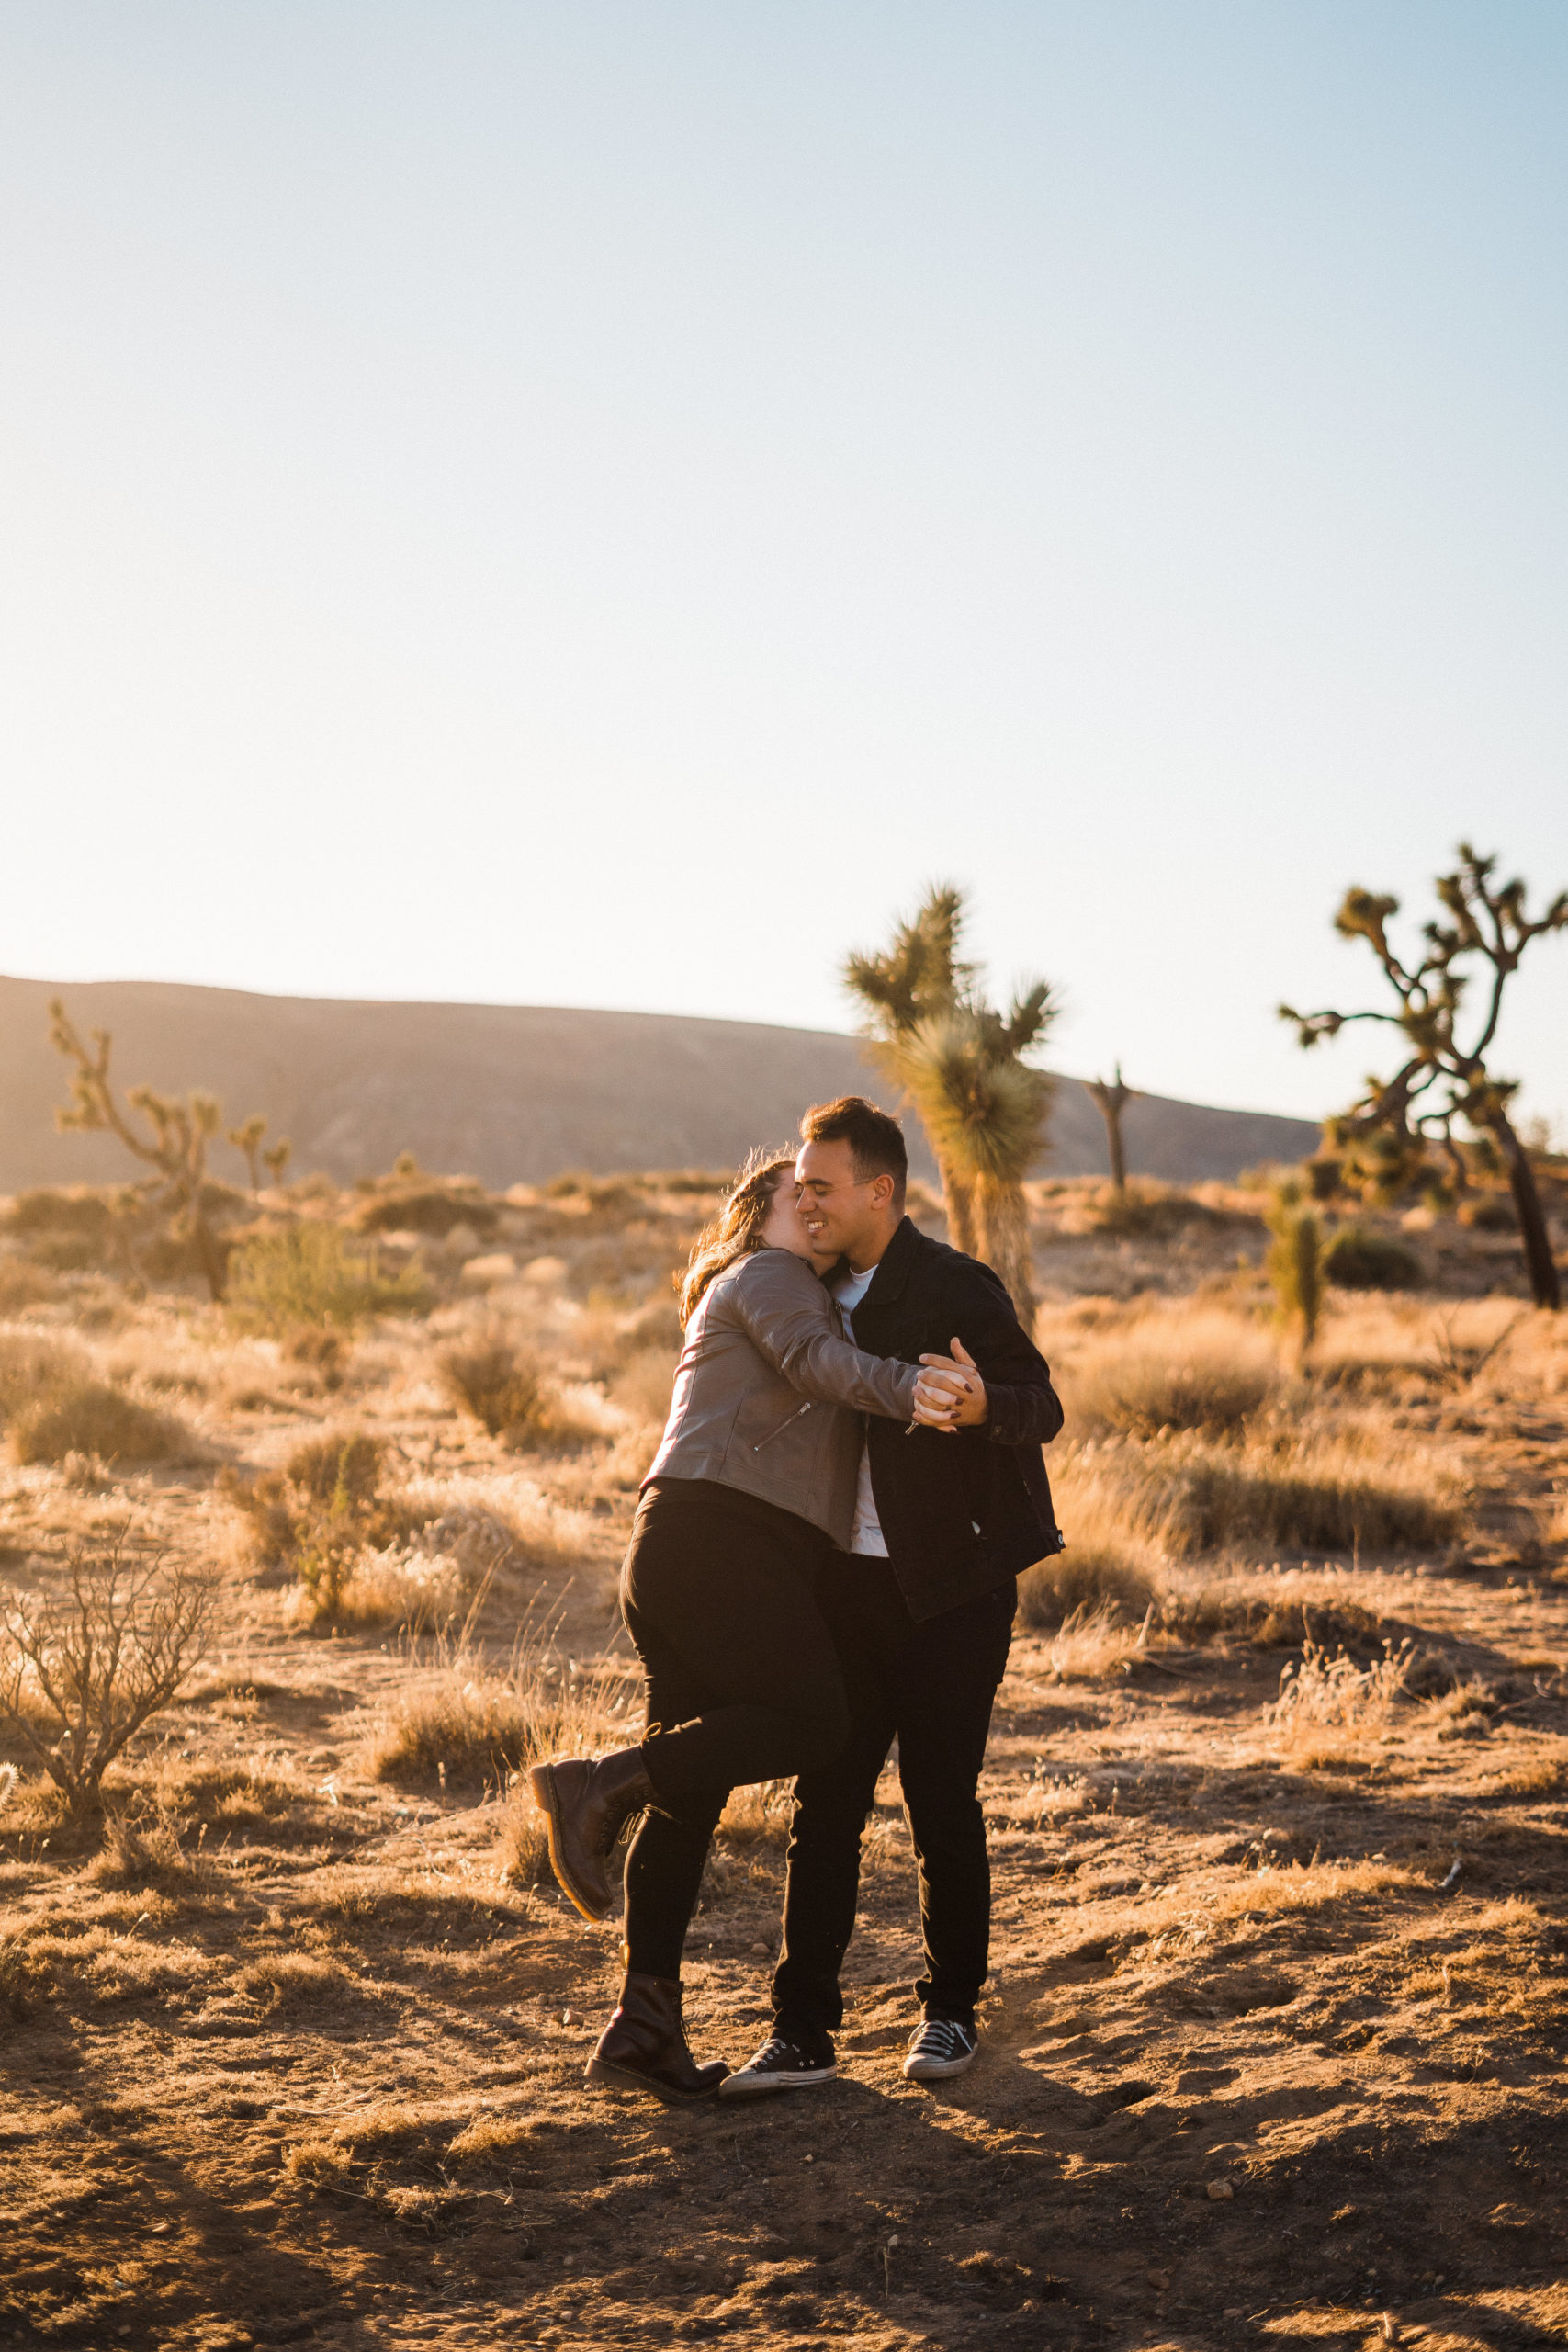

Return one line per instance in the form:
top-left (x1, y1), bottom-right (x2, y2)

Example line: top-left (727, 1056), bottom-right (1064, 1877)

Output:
top-left (772, 1558), bottom-right (1016, 2033)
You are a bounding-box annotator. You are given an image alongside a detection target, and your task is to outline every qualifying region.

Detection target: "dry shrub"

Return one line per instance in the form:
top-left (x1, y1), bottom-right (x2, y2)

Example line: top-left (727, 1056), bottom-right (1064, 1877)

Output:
top-left (227, 1223), bottom-right (430, 1333)
top-left (1066, 1315), bottom-right (1278, 1437)
top-left (85, 1806), bottom-right (214, 1893)
top-left (10, 1380), bottom-right (186, 1467)
top-left (1266, 1637), bottom-right (1413, 1764)
top-left (1043, 1600), bottom-right (1148, 1680)
top-left (1324, 1228), bottom-right (1422, 1291)
top-left (237, 1951), bottom-right (361, 2011)
top-left (373, 1619), bottom-right (631, 1795)
top-left (716, 1778), bottom-right (794, 1851)
top-left (0, 1259), bottom-right (57, 1312)
top-left (1019, 1549), bottom-right (1157, 1632)
top-left (609, 1344), bottom-right (679, 1430)
top-left (0, 1544), bottom-right (218, 1814)
top-left (1069, 1426), bottom-right (1461, 1559)
top-left (221, 1430), bottom-right (428, 1624)
top-left (438, 1336), bottom-right (554, 1442)
top-left (0, 1933), bottom-right (50, 2022)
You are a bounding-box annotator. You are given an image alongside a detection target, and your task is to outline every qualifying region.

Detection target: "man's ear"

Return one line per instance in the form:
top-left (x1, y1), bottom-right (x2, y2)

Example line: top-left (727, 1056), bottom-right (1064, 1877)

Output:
top-left (872, 1172), bottom-right (896, 1210)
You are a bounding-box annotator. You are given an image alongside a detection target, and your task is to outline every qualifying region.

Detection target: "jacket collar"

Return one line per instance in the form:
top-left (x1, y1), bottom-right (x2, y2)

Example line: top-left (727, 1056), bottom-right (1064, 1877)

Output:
top-left (853, 1214), bottom-right (921, 1311)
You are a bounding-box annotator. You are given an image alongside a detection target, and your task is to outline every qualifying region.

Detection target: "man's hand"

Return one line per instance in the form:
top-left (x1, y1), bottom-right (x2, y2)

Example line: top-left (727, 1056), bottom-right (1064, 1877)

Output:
top-left (918, 1337), bottom-right (987, 1428)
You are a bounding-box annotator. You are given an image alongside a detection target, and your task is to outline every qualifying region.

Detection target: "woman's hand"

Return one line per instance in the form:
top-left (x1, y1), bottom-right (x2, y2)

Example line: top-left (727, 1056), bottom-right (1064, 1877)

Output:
top-left (918, 1337), bottom-right (988, 1428)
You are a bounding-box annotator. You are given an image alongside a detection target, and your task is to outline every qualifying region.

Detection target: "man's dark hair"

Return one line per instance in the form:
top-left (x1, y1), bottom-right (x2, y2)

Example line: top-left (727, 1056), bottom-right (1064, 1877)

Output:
top-left (799, 1095), bottom-right (908, 1205)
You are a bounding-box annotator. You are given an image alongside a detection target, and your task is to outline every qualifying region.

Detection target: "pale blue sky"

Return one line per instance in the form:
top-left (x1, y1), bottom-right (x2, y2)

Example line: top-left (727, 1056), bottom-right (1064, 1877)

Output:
top-left (3, 3), bottom-right (1565, 1130)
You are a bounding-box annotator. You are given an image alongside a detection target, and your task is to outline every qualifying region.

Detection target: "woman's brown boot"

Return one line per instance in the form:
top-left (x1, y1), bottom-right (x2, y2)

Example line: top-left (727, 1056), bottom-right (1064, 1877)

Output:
top-left (585, 1973), bottom-right (728, 2104)
top-left (528, 1747), bottom-right (653, 1921)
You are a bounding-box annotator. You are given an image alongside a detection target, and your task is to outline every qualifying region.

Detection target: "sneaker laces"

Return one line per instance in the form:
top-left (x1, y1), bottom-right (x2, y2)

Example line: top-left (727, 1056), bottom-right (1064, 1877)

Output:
top-left (910, 2018), bottom-right (973, 2059)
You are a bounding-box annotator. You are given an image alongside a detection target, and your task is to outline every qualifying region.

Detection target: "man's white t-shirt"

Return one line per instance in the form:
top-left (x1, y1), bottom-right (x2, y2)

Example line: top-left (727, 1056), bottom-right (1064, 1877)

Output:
top-left (833, 1263), bottom-right (888, 1558)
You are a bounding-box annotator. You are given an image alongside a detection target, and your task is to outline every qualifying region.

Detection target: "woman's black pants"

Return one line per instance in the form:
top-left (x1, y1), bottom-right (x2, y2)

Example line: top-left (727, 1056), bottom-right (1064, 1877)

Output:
top-left (620, 1478), bottom-right (849, 1981)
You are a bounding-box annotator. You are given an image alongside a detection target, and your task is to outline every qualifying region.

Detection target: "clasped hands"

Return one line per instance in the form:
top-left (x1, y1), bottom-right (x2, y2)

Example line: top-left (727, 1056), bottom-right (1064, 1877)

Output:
top-left (909, 1336), bottom-right (987, 1434)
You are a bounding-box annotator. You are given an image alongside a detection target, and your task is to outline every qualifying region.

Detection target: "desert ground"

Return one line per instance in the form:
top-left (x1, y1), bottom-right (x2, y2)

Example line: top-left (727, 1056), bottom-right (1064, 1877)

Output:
top-left (3, 1163), bottom-right (1567, 2352)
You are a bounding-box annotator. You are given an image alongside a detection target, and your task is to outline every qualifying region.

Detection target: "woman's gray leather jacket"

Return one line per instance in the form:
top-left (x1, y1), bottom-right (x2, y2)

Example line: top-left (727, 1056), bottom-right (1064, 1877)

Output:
top-left (643, 1248), bottom-right (919, 1547)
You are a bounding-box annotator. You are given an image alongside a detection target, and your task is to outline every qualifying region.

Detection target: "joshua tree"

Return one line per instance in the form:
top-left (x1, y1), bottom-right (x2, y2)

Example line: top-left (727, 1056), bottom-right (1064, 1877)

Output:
top-left (262, 1137), bottom-right (292, 1188)
top-left (49, 1001), bottom-right (265, 1303)
top-left (1265, 1179), bottom-right (1324, 1353)
top-left (1087, 1064), bottom-right (1137, 1193)
top-left (1280, 845), bottom-right (1567, 1311)
top-left (845, 887), bottom-right (1057, 1317)
top-left (844, 884), bottom-right (979, 1248)
top-left (890, 1004), bottom-right (1055, 1325)
top-left (228, 1114), bottom-right (268, 1193)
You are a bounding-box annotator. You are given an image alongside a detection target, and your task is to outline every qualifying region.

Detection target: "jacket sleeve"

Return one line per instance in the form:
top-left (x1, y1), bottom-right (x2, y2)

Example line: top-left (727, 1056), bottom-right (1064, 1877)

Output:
top-left (936, 1260), bottom-right (1066, 1449)
top-left (728, 1253), bottom-right (919, 1421)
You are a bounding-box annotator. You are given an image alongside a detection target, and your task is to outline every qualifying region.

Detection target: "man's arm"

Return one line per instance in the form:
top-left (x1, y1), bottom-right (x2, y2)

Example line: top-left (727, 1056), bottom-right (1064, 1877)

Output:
top-left (924, 1260), bottom-right (1065, 1448)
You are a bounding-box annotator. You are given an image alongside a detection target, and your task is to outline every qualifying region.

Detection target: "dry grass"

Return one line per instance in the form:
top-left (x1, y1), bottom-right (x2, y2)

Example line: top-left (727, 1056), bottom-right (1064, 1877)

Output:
top-left (1063, 1311), bottom-right (1279, 1436)
top-left (372, 1618), bottom-right (633, 1794)
top-left (1266, 1637), bottom-right (1414, 1767)
top-left (1043, 1599), bottom-right (1150, 1679)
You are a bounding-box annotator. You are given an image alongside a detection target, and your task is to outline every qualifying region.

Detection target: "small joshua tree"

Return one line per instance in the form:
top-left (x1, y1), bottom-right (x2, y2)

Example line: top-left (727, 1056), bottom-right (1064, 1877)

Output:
top-left (49, 1001), bottom-right (270, 1302)
top-left (0, 1541), bottom-right (217, 1816)
top-left (1280, 845), bottom-right (1566, 1311)
top-left (262, 1137), bottom-right (292, 1188)
top-left (1266, 1179), bottom-right (1324, 1352)
top-left (228, 1114), bottom-right (267, 1193)
top-left (1087, 1064), bottom-right (1137, 1194)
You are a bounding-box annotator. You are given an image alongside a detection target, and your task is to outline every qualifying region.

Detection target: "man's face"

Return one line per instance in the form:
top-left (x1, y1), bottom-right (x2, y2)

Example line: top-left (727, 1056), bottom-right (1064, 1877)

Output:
top-left (795, 1138), bottom-right (895, 1264)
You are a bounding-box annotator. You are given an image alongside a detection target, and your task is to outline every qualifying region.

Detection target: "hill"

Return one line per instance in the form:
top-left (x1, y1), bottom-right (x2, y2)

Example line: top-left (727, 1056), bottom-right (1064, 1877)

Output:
top-left (0, 977), bottom-right (1319, 1190)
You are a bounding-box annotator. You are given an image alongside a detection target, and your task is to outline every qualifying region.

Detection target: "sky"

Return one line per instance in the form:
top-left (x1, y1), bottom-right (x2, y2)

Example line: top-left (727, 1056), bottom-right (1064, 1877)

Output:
top-left (3, 1), bottom-right (1566, 1132)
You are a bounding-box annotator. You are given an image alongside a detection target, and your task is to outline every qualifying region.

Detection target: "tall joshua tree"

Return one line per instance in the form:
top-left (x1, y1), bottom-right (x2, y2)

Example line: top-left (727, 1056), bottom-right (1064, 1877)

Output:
top-left (844, 886), bottom-right (1057, 1318)
top-left (1280, 844), bottom-right (1567, 1311)
top-left (49, 1001), bottom-right (265, 1303)
top-left (1088, 1064), bottom-right (1137, 1194)
top-left (844, 884), bottom-right (978, 1248)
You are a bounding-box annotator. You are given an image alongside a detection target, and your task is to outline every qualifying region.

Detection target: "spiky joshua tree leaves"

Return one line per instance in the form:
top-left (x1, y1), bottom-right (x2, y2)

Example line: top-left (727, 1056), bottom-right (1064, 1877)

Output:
top-left (49, 1001), bottom-right (269, 1302)
top-left (1280, 845), bottom-right (1567, 1311)
top-left (844, 886), bottom-right (1056, 1323)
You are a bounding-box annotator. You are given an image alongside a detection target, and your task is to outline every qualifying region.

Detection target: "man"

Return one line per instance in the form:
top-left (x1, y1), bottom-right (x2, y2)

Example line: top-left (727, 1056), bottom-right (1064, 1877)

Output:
top-left (722, 1095), bottom-right (1064, 2098)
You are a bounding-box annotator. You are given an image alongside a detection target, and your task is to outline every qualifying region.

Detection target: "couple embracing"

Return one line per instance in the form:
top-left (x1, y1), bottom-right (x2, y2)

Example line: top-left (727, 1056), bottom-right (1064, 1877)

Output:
top-left (530, 1094), bottom-right (1064, 2102)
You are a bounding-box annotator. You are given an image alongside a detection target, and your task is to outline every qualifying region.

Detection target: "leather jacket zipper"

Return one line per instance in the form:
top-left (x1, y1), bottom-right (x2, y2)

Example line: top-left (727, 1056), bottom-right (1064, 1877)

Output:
top-left (752, 1400), bottom-right (813, 1453)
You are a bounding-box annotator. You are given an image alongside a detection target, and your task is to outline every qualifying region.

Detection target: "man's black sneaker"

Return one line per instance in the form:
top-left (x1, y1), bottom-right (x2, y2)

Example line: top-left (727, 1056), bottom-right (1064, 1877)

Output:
top-left (903, 2017), bottom-right (978, 2082)
top-left (719, 2030), bottom-right (838, 2099)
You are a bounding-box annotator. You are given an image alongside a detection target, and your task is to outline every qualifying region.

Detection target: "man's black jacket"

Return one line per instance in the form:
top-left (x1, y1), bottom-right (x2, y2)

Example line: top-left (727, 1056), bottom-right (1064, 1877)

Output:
top-left (840, 1216), bottom-right (1065, 1623)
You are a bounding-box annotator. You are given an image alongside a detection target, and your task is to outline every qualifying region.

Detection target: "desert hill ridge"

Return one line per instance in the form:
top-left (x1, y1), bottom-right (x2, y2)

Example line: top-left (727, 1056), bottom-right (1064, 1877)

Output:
top-left (0, 976), bottom-right (1320, 1191)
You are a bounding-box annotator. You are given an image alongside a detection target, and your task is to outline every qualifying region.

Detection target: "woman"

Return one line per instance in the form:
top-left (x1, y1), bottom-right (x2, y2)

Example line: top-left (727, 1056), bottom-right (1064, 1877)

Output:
top-left (529, 1150), bottom-right (960, 2103)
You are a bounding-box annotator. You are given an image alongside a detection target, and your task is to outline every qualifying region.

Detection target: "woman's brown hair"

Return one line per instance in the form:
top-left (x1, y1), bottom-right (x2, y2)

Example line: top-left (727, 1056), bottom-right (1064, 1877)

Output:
top-left (678, 1148), bottom-right (796, 1326)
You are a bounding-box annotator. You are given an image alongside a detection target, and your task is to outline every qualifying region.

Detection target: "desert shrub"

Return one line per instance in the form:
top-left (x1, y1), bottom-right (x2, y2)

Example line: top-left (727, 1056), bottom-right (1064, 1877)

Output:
top-left (1019, 1550), bottom-right (1157, 1632)
top-left (1324, 1228), bottom-right (1422, 1291)
top-left (1066, 1316), bottom-right (1277, 1437)
top-left (1156, 1444), bottom-right (1456, 1555)
top-left (716, 1778), bottom-right (794, 1851)
top-left (0, 1544), bottom-right (217, 1814)
top-left (0, 1258), bottom-right (58, 1311)
top-left (9, 1380), bottom-right (186, 1467)
top-left (237, 1952), bottom-right (359, 2012)
top-left (436, 1337), bottom-right (564, 1446)
top-left (0, 1332), bottom-right (88, 1422)
top-left (354, 1186), bottom-right (499, 1238)
top-left (1267, 1638), bottom-right (1414, 1763)
top-left (375, 1623), bottom-right (628, 1793)
top-left (220, 1431), bottom-right (418, 1623)
top-left (226, 1224), bottom-right (430, 1333)
top-left (1044, 1600), bottom-right (1147, 1679)
top-left (1457, 1193), bottom-right (1517, 1233)
top-left (611, 1344), bottom-right (678, 1429)
top-left (283, 1326), bottom-right (345, 1389)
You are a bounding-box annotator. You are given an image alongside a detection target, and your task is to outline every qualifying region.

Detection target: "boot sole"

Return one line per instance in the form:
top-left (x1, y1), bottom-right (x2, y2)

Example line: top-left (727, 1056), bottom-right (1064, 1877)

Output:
top-left (585, 2055), bottom-right (725, 2105)
top-left (719, 2064), bottom-right (839, 2099)
top-left (528, 1762), bottom-right (612, 1924)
